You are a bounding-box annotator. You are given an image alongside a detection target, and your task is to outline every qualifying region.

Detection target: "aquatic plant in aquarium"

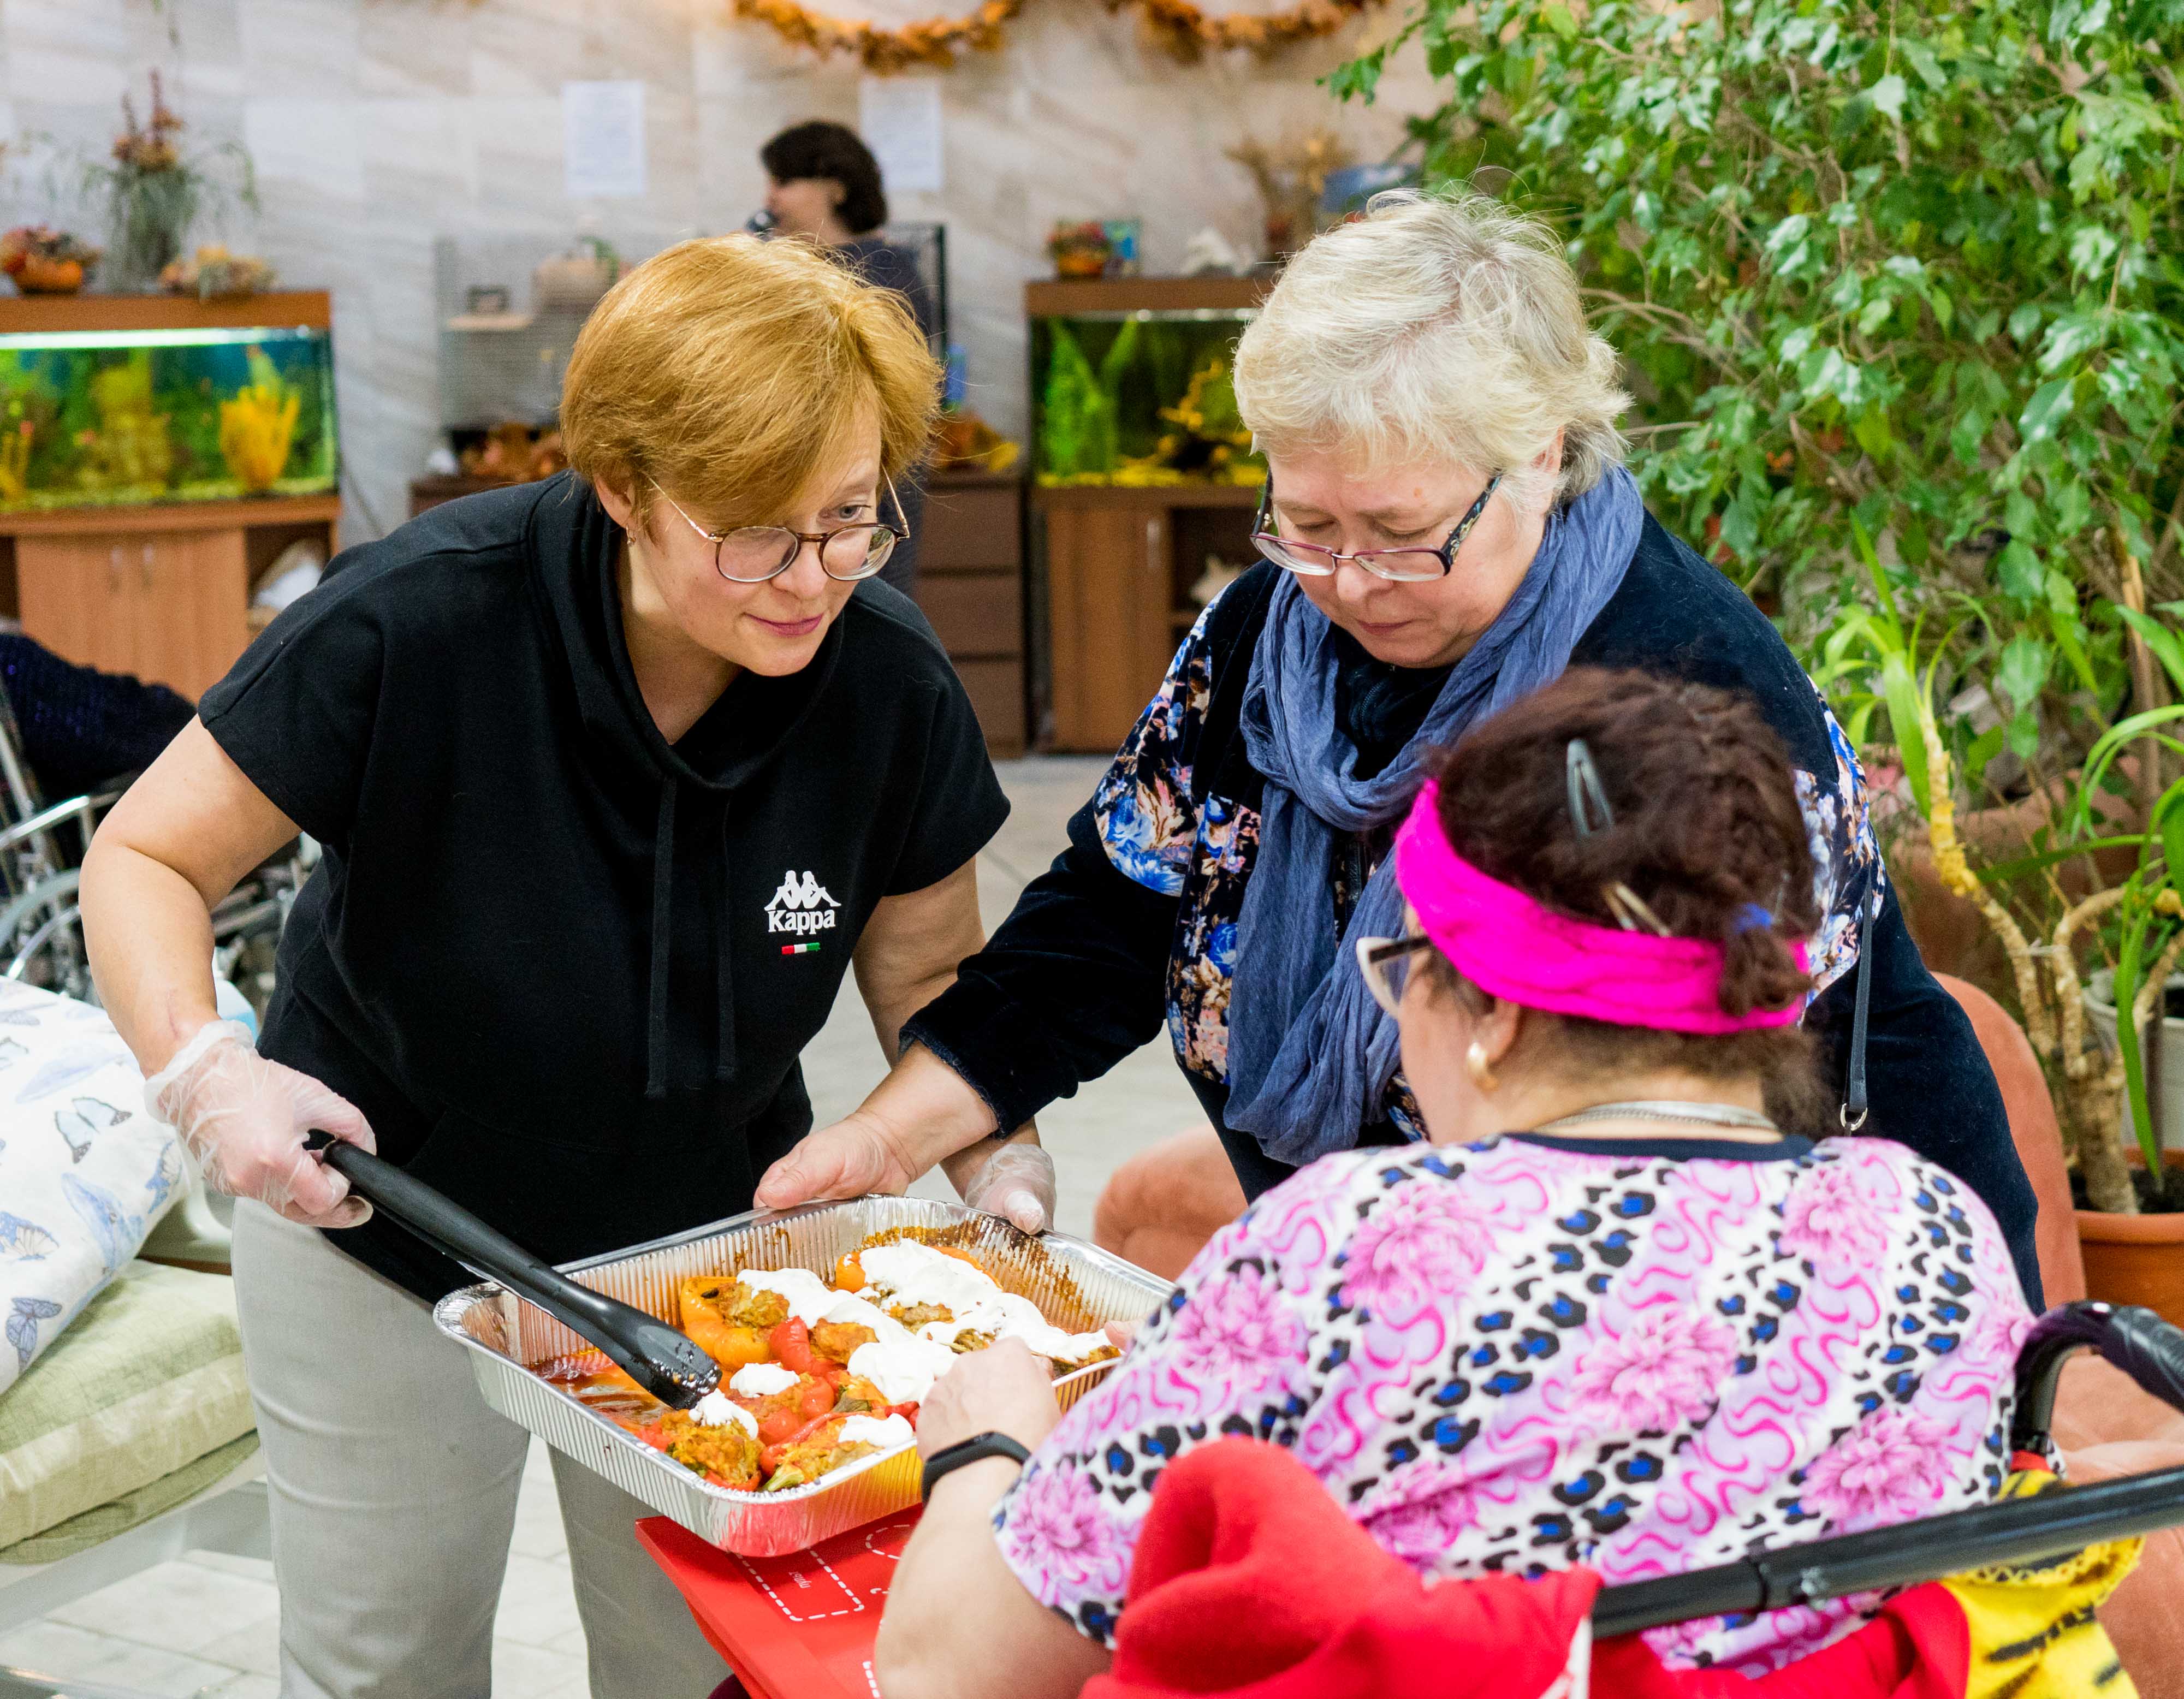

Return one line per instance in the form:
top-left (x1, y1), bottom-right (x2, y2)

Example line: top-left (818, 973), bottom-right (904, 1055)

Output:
top-left (0, 324), bottom-right (336, 512)
top-left (1031, 307), bottom-right (1264, 488)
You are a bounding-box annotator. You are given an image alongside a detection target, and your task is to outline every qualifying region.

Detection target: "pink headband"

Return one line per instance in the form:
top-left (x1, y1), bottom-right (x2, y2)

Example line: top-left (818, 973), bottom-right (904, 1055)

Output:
top-left (1392, 780), bottom-right (1808, 1035)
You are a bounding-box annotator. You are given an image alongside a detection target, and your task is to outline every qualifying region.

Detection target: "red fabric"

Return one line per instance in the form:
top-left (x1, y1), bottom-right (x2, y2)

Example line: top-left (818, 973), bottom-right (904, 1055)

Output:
top-left (1086, 1437), bottom-right (1973, 1699)
top-left (1591, 1589), bottom-right (1969, 1699)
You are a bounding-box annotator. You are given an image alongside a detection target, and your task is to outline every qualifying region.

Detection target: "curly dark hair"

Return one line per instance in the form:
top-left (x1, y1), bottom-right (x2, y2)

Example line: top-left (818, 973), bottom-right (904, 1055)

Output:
top-left (761, 121), bottom-right (888, 236)
top-left (1423, 666), bottom-right (1827, 1131)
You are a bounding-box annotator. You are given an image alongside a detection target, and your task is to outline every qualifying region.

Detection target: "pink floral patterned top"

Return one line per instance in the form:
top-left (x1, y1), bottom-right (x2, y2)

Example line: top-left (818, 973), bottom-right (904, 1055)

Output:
top-left (992, 1131), bottom-right (2033, 1674)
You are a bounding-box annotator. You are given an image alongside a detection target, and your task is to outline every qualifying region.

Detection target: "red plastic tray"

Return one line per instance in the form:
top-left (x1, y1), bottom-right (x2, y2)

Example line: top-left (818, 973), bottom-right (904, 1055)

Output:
top-left (637, 1508), bottom-right (923, 1699)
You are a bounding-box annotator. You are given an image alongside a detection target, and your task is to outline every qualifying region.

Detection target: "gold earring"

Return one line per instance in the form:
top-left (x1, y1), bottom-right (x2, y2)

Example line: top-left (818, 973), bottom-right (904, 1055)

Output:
top-left (1466, 1041), bottom-right (1498, 1091)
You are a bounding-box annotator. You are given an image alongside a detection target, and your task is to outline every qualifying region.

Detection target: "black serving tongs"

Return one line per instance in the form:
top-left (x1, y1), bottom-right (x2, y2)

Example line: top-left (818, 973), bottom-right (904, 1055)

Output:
top-left (304, 1131), bottom-right (720, 1409)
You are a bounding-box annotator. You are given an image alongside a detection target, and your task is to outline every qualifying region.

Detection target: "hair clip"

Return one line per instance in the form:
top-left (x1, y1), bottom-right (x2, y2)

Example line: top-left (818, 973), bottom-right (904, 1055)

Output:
top-left (1603, 881), bottom-right (1673, 937)
top-left (1732, 903), bottom-right (1774, 934)
top-left (1566, 740), bottom-right (1615, 840)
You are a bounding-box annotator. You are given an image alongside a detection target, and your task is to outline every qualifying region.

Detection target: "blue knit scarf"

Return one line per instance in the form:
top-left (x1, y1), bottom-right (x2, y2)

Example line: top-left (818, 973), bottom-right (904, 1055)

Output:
top-left (1224, 465), bottom-right (1646, 1163)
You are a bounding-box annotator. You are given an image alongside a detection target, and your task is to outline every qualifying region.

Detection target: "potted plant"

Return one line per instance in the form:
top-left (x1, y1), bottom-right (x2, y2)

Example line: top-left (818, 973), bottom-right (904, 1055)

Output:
top-left (81, 72), bottom-right (256, 291)
top-left (1046, 221), bottom-right (1112, 281)
top-left (0, 225), bottom-right (102, 295)
top-left (1330, 0), bottom-right (2184, 1309)
top-left (1832, 581), bottom-right (2184, 1317)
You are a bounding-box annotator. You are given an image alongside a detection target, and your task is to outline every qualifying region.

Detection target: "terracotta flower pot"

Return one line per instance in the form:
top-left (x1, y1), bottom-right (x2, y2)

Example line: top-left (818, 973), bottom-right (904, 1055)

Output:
top-left (2078, 1151), bottom-right (2184, 1328)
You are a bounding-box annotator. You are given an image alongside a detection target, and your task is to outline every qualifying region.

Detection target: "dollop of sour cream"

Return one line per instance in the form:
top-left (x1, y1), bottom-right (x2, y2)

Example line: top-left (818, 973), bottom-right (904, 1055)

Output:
top-left (728, 1362), bottom-right (800, 1398)
top-left (719, 1244), bottom-right (1108, 1411)
top-left (847, 1332), bottom-right (959, 1406)
top-left (687, 1392), bottom-right (758, 1434)
top-left (733, 1268), bottom-right (836, 1329)
top-left (835, 1413), bottom-right (916, 1452)
top-left (857, 1242), bottom-right (1112, 1365)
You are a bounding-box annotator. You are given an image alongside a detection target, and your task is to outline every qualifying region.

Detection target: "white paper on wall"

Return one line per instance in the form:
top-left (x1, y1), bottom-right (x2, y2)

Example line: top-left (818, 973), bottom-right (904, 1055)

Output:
top-left (858, 78), bottom-right (945, 194)
top-left (563, 81), bottom-right (648, 200)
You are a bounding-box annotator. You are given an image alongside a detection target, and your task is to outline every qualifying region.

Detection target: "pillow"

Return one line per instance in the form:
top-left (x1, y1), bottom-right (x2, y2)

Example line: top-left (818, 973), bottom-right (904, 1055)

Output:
top-left (0, 1260), bottom-right (254, 1553)
top-left (0, 980), bottom-right (182, 1397)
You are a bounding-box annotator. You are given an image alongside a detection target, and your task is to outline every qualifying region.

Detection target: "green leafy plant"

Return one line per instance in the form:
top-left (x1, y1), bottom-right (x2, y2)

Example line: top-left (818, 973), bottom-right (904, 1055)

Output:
top-left (1332, 0), bottom-right (2180, 765)
top-left (1333, 0), bottom-right (2180, 647)
top-left (1332, 0), bottom-right (2184, 1190)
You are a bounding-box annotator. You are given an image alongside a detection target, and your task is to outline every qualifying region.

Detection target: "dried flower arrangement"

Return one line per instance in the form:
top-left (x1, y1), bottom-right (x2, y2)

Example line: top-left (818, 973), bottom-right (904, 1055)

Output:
top-left (81, 72), bottom-right (258, 290)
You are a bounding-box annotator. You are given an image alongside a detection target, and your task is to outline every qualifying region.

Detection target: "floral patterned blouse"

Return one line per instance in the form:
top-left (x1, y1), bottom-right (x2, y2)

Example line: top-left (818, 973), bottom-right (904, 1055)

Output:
top-left (992, 1131), bottom-right (2032, 1674)
top-left (1094, 594), bottom-right (1882, 1124)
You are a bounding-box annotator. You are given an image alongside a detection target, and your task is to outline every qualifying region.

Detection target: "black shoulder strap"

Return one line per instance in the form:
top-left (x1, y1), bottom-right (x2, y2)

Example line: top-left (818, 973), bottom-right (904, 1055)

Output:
top-left (1841, 885), bottom-right (1880, 1132)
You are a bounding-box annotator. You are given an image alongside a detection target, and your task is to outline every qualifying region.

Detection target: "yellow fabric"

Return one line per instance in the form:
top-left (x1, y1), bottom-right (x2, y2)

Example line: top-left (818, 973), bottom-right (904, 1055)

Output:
top-left (1943, 1469), bottom-right (2141, 1699)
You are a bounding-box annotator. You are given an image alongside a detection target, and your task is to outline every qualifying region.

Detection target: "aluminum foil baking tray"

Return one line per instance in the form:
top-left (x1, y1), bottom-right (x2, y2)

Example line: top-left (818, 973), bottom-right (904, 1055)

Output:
top-left (431, 1196), bottom-right (1173, 1556)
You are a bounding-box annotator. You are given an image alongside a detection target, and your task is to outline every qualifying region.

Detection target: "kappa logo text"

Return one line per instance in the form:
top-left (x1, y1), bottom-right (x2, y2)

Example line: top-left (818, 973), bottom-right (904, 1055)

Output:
top-left (766, 870), bottom-right (841, 938)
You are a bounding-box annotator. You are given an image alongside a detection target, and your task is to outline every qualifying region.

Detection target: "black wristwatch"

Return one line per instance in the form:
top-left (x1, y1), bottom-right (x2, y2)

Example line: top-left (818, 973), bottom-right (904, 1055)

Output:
top-left (919, 1431), bottom-right (1031, 1500)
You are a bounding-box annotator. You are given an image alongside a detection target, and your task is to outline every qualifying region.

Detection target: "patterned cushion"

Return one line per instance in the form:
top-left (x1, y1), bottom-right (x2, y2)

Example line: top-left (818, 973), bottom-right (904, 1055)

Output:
top-left (0, 981), bottom-right (183, 1394)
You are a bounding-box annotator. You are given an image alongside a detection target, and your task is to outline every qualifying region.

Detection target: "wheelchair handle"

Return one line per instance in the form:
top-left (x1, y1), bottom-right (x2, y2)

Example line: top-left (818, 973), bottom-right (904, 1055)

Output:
top-left (302, 1130), bottom-right (719, 1410)
top-left (1593, 1460), bottom-right (2184, 1636)
top-left (2011, 1300), bottom-right (2184, 1453)
top-left (1595, 1302), bottom-right (2184, 1637)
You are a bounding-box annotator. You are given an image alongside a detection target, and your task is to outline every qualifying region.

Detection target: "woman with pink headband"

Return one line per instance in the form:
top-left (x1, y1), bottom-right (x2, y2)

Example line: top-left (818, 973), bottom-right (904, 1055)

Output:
top-left (875, 669), bottom-right (2032, 1698)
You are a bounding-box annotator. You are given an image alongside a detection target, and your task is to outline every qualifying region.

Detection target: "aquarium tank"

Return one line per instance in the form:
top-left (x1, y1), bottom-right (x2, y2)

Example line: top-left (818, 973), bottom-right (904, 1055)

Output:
top-left (1029, 307), bottom-right (1264, 488)
top-left (0, 324), bottom-right (336, 512)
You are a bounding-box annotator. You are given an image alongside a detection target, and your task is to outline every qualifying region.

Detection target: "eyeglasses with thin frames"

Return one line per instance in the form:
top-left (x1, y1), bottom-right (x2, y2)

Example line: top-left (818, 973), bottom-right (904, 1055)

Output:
top-left (1251, 472), bottom-right (1503, 582)
top-left (649, 476), bottom-right (908, 584)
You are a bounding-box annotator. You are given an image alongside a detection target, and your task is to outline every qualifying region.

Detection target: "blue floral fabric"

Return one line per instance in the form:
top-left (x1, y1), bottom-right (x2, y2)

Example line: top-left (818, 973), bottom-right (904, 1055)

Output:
top-left (0, 981), bottom-right (183, 1392)
top-left (1093, 593), bottom-right (1884, 1125)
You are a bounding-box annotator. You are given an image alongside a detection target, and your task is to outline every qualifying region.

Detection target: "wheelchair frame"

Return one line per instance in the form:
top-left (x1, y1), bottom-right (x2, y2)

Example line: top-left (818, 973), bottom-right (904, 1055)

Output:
top-left (1593, 1300), bottom-right (2184, 1636)
top-left (0, 681), bottom-right (305, 1011)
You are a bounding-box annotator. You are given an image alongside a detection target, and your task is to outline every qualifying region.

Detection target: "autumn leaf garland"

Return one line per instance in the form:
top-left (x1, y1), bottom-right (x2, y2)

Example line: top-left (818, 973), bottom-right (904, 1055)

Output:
top-left (727, 0), bottom-right (1382, 72)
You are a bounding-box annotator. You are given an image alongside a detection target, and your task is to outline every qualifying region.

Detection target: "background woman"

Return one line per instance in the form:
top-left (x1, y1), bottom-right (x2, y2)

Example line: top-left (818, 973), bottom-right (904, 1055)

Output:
top-left (761, 118), bottom-right (936, 593)
top-left (758, 188), bottom-right (2044, 1306)
top-left (875, 668), bottom-right (2034, 1699)
top-left (81, 236), bottom-right (1039, 1699)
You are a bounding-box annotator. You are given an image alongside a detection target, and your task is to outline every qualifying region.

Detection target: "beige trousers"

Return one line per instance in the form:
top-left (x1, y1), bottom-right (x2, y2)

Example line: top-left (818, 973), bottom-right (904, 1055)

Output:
top-left (231, 1202), bottom-right (731, 1699)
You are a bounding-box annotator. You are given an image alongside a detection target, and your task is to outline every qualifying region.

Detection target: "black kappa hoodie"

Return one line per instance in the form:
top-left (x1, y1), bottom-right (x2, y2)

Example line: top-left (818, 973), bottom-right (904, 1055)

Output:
top-left (200, 475), bottom-right (1007, 1299)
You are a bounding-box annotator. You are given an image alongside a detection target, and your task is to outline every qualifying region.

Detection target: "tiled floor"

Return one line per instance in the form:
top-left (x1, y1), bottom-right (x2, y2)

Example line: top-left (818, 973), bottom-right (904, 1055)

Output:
top-left (0, 756), bottom-right (1203, 1698)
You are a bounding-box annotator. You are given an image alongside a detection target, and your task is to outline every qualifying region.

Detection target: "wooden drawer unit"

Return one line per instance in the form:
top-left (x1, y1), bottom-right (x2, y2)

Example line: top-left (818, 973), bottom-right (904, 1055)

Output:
top-left (916, 571), bottom-right (1022, 658)
top-left (952, 657), bottom-right (1027, 754)
top-left (917, 470), bottom-right (1026, 757)
top-left (921, 477), bottom-right (1025, 572)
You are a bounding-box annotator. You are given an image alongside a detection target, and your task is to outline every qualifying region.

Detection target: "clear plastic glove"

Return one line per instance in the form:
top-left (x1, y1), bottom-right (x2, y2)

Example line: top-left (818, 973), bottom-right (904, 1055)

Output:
top-left (144, 1019), bottom-right (377, 1228)
top-left (958, 1140), bottom-right (1056, 1235)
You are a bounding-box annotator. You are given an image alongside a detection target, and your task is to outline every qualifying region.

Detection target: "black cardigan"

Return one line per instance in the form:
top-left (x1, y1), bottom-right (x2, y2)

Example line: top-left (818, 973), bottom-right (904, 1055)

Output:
top-left (908, 516), bottom-right (2044, 1304)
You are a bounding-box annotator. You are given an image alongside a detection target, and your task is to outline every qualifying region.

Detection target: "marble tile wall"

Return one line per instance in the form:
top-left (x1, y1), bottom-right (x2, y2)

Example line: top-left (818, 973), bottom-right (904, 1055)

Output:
top-left (0, 0), bottom-right (1435, 540)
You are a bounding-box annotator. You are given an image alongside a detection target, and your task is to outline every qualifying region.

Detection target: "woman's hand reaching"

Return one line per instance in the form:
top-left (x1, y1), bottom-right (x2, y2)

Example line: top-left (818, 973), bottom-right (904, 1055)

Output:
top-left (918, 1338), bottom-right (1064, 1457)
top-left (753, 1121), bottom-right (1055, 1233)
top-left (754, 1110), bottom-right (923, 1210)
top-left (144, 1019), bottom-right (376, 1228)
top-left (753, 1042), bottom-right (1054, 1232)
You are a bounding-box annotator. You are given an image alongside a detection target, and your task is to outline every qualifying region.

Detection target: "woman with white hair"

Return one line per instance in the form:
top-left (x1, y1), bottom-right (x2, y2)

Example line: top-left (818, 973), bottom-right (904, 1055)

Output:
top-left (756, 189), bottom-right (2040, 1304)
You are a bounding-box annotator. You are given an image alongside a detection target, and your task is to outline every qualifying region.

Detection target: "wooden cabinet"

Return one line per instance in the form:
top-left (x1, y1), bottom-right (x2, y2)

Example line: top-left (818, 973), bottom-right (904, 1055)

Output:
top-left (18, 529), bottom-right (246, 702)
top-left (1035, 483), bottom-right (1260, 753)
top-left (917, 472), bottom-right (1027, 757)
top-left (0, 496), bottom-right (342, 703)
